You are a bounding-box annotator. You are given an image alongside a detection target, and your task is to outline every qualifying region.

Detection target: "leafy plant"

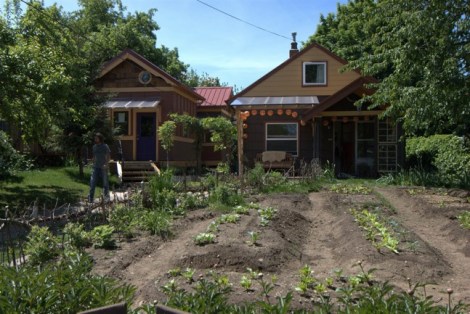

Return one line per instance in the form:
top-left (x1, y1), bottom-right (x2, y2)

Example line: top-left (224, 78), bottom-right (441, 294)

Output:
top-left (63, 222), bottom-right (91, 249)
top-left (109, 204), bottom-right (137, 239)
top-left (330, 183), bottom-right (372, 195)
top-left (295, 265), bottom-right (316, 296)
top-left (182, 267), bottom-right (195, 283)
top-left (210, 184), bottom-right (243, 207)
top-left (0, 251), bottom-right (135, 313)
top-left (167, 267), bottom-right (182, 278)
top-left (90, 225), bottom-right (116, 249)
top-left (258, 206), bottom-right (278, 226)
top-left (24, 226), bottom-right (60, 265)
top-left (194, 232), bottom-right (216, 246)
top-left (350, 208), bottom-right (400, 253)
top-left (240, 275), bottom-right (253, 291)
top-left (216, 213), bottom-right (241, 224)
top-left (457, 211), bottom-right (470, 229)
top-left (247, 231), bottom-right (260, 246)
top-left (140, 211), bottom-right (172, 238)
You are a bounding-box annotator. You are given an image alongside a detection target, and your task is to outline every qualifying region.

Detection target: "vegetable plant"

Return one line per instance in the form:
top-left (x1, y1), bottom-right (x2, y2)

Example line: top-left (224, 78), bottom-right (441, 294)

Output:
top-left (63, 222), bottom-right (91, 249)
top-left (194, 232), bottom-right (216, 246)
top-left (240, 275), bottom-right (253, 291)
top-left (90, 225), bottom-right (116, 249)
top-left (350, 207), bottom-right (400, 253)
top-left (330, 183), bottom-right (372, 195)
top-left (457, 211), bottom-right (470, 229)
top-left (247, 231), bottom-right (260, 246)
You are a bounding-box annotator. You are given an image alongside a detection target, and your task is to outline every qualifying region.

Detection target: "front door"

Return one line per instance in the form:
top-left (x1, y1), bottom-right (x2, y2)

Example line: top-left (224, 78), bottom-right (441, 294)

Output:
top-left (136, 113), bottom-right (156, 161)
top-left (334, 121), bottom-right (355, 176)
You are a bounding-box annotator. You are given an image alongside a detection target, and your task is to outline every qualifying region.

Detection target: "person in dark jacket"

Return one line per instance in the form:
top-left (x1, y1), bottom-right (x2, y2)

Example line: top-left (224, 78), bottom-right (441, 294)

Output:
top-left (88, 133), bottom-right (110, 202)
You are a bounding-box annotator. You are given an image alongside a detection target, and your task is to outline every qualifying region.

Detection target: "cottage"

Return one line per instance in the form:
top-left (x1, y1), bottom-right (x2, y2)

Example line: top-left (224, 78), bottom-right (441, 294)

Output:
top-left (229, 40), bottom-right (404, 177)
top-left (96, 49), bottom-right (205, 168)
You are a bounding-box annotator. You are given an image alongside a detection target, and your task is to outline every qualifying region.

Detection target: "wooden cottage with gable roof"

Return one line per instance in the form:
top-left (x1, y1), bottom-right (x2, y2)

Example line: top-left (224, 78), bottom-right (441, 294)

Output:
top-left (229, 40), bottom-right (404, 177)
top-left (95, 49), bottom-right (204, 175)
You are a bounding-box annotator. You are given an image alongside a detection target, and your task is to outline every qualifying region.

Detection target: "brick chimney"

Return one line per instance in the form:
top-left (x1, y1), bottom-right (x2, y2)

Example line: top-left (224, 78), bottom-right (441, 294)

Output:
top-left (289, 32), bottom-right (299, 58)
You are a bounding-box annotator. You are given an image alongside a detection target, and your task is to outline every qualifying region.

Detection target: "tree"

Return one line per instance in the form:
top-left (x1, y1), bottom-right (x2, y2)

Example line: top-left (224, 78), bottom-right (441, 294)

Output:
top-left (158, 114), bottom-right (236, 172)
top-left (306, 0), bottom-right (470, 137)
top-left (158, 120), bottom-right (176, 168)
top-left (1, 0), bottom-right (223, 176)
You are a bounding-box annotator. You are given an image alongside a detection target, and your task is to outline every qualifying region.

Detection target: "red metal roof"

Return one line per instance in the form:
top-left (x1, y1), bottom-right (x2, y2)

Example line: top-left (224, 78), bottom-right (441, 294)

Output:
top-left (195, 87), bottom-right (233, 107)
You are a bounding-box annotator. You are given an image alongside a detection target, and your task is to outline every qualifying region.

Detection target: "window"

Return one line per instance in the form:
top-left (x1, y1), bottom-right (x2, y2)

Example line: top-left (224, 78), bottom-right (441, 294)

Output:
top-left (303, 62), bottom-right (327, 85)
top-left (113, 111), bottom-right (129, 136)
top-left (266, 123), bottom-right (298, 156)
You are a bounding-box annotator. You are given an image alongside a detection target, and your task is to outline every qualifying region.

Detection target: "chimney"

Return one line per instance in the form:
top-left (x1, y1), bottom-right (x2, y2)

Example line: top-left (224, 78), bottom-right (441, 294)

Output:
top-left (289, 32), bottom-right (299, 58)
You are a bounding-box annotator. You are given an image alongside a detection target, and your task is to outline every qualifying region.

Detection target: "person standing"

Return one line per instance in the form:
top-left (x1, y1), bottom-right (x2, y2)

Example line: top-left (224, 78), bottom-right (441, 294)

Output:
top-left (88, 133), bottom-right (111, 202)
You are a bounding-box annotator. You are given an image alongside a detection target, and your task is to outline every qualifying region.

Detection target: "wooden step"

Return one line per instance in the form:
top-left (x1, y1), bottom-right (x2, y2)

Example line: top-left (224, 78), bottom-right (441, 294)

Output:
top-left (116, 161), bottom-right (161, 183)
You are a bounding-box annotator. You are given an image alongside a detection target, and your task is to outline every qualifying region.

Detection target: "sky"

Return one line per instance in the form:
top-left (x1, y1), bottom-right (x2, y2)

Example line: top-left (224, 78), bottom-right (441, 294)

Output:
top-left (40, 0), bottom-right (346, 89)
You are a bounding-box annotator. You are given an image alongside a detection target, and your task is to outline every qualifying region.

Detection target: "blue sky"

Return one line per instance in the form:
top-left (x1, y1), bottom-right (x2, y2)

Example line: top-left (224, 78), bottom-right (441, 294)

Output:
top-left (41, 0), bottom-right (345, 89)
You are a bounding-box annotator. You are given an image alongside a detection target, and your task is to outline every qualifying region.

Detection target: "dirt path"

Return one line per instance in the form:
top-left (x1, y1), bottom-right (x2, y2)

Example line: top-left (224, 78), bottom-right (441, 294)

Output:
top-left (374, 188), bottom-right (470, 303)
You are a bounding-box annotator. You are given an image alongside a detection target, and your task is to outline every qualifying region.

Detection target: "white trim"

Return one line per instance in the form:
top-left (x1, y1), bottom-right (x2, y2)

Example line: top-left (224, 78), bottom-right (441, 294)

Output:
top-left (265, 122), bottom-right (299, 156)
top-left (303, 62), bottom-right (327, 85)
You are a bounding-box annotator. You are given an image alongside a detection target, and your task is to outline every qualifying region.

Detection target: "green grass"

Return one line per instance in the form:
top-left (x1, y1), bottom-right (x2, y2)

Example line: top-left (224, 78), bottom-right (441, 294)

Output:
top-left (0, 166), bottom-right (119, 210)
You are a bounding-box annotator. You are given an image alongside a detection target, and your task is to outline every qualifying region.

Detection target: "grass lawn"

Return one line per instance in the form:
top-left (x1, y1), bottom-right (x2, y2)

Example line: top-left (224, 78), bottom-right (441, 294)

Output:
top-left (0, 166), bottom-right (119, 210)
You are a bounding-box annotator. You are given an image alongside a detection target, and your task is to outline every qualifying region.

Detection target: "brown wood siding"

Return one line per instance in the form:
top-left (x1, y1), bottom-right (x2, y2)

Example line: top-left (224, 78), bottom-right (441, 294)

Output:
top-left (95, 60), bottom-right (170, 89)
top-left (110, 140), bottom-right (133, 161)
top-left (326, 95), bottom-right (361, 111)
top-left (242, 110), bottom-right (314, 167)
top-left (243, 48), bottom-right (361, 97)
top-left (159, 141), bottom-right (197, 162)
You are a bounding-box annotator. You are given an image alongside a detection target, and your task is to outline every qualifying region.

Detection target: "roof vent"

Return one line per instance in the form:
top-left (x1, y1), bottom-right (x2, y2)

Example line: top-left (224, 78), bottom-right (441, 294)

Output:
top-left (290, 32), bottom-right (299, 58)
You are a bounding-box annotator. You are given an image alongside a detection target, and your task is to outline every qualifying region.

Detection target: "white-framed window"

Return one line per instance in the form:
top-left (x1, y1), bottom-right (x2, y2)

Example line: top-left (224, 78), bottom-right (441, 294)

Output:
top-left (113, 111), bottom-right (129, 136)
top-left (303, 61), bottom-right (327, 85)
top-left (266, 123), bottom-right (298, 156)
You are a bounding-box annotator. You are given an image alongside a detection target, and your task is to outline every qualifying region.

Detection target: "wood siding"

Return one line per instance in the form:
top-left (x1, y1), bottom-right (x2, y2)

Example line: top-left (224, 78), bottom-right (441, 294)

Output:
top-left (95, 60), bottom-right (170, 89)
top-left (243, 110), bottom-right (314, 168)
top-left (243, 48), bottom-right (361, 97)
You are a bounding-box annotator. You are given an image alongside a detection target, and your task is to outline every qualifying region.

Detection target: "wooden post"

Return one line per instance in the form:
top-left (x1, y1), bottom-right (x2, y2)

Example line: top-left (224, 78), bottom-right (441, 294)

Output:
top-left (236, 109), bottom-right (244, 177)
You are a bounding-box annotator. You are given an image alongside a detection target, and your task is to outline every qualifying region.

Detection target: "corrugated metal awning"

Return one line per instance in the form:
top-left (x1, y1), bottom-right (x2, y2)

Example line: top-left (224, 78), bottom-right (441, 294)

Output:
top-left (231, 96), bottom-right (320, 106)
top-left (104, 98), bottom-right (160, 109)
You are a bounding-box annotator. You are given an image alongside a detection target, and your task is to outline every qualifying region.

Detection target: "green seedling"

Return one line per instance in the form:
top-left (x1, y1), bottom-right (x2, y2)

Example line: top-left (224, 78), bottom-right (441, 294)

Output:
top-left (194, 232), bottom-right (216, 246)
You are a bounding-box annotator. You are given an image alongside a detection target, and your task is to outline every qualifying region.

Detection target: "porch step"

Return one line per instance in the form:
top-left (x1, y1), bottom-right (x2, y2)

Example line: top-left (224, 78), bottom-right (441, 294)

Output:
top-left (119, 161), bottom-right (160, 182)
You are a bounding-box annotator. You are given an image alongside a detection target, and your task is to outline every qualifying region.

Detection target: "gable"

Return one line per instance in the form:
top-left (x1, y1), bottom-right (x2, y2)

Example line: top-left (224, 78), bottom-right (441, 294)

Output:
top-left (95, 60), bottom-right (171, 89)
top-left (95, 49), bottom-right (204, 102)
top-left (242, 45), bottom-right (361, 98)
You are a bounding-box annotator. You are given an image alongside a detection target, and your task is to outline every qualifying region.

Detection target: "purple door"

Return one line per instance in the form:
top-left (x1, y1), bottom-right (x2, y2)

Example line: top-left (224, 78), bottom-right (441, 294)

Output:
top-left (136, 113), bottom-right (156, 161)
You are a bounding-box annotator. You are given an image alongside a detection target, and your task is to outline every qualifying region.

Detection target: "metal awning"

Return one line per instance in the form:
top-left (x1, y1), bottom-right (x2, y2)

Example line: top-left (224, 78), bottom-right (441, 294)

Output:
top-left (231, 96), bottom-right (320, 106)
top-left (104, 98), bottom-right (160, 109)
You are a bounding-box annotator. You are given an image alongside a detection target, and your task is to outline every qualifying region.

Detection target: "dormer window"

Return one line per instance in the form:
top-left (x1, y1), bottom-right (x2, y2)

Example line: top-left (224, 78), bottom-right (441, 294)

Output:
top-left (303, 62), bottom-right (327, 85)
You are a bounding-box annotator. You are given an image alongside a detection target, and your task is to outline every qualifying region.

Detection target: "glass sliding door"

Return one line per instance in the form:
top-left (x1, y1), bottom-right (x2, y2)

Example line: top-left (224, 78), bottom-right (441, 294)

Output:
top-left (356, 121), bottom-right (376, 177)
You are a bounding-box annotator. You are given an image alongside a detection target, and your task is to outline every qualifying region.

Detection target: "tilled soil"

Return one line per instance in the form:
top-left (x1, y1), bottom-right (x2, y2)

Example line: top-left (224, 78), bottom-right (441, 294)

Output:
top-left (89, 188), bottom-right (470, 308)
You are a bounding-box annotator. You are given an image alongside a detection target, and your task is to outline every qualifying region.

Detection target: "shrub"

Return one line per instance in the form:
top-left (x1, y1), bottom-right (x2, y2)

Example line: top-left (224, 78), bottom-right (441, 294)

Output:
top-left (63, 223), bottom-right (91, 249)
top-left (406, 135), bottom-right (470, 187)
top-left (245, 163), bottom-right (266, 191)
top-left (24, 226), bottom-right (60, 265)
top-left (147, 170), bottom-right (178, 211)
top-left (0, 130), bottom-right (31, 178)
top-left (210, 184), bottom-right (243, 207)
top-left (90, 225), bottom-right (116, 249)
top-left (109, 204), bottom-right (137, 239)
top-left (140, 211), bottom-right (172, 238)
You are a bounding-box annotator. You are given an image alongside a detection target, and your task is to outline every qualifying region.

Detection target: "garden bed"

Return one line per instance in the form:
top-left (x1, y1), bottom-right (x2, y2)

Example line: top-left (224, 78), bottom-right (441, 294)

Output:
top-left (88, 188), bottom-right (470, 309)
